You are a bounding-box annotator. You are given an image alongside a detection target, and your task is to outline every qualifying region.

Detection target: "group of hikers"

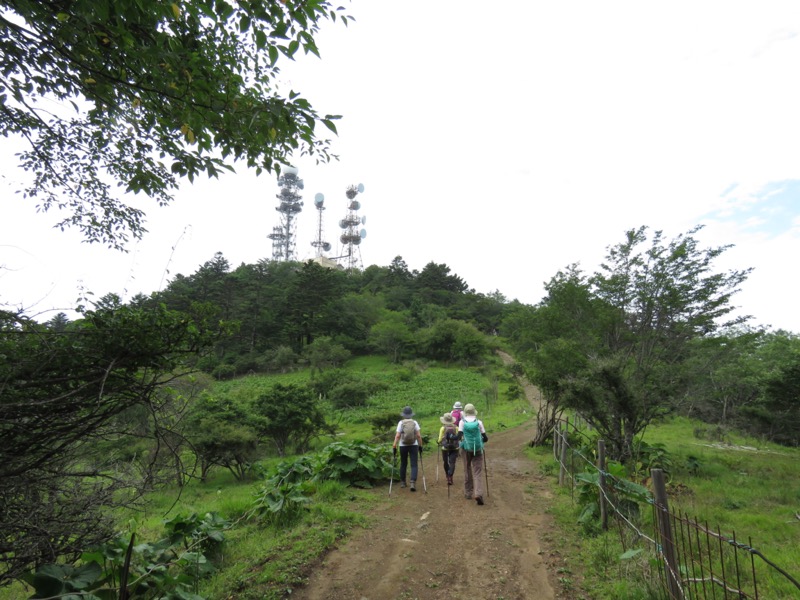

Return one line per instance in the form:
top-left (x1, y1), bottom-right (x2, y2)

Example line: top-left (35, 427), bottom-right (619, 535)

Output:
top-left (391, 401), bottom-right (488, 505)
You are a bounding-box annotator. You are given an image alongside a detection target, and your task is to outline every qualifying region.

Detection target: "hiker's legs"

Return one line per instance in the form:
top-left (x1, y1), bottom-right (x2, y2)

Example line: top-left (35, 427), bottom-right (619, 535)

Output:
top-left (399, 446), bottom-right (410, 483)
top-left (409, 445), bottom-right (419, 482)
top-left (471, 452), bottom-right (485, 500)
top-left (462, 450), bottom-right (474, 498)
top-left (446, 450), bottom-right (458, 476)
top-left (445, 450), bottom-right (457, 484)
top-left (441, 449), bottom-right (448, 474)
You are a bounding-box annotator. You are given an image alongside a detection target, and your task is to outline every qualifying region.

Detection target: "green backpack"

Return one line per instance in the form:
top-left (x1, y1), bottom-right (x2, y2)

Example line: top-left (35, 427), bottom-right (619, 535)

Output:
top-left (461, 418), bottom-right (484, 453)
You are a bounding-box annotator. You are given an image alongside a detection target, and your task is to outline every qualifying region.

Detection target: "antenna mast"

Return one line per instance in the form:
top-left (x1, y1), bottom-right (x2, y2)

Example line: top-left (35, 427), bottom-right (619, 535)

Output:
top-left (337, 183), bottom-right (366, 270)
top-left (311, 193), bottom-right (332, 257)
top-left (267, 166), bottom-right (304, 261)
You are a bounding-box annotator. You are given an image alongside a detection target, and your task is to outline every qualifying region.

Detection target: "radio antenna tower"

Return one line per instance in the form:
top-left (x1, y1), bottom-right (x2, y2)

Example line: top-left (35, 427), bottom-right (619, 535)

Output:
top-left (337, 183), bottom-right (366, 270)
top-left (311, 193), bottom-right (332, 257)
top-left (267, 166), bottom-right (304, 261)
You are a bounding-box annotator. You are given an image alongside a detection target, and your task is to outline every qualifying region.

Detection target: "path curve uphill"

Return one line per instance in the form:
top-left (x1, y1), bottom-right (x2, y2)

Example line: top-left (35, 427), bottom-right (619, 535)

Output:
top-left (291, 397), bottom-right (564, 598)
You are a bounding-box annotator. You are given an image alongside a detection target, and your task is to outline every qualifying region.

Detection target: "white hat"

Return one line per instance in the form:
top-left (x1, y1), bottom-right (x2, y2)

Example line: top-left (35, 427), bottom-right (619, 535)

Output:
top-left (453, 402), bottom-right (463, 410)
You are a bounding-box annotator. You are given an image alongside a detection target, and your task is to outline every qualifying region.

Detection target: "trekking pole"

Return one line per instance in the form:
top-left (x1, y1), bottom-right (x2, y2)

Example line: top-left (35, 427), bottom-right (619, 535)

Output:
top-left (447, 458), bottom-right (451, 500)
top-left (483, 449), bottom-right (489, 498)
top-left (419, 448), bottom-right (427, 494)
top-left (389, 448), bottom-right (397, 497)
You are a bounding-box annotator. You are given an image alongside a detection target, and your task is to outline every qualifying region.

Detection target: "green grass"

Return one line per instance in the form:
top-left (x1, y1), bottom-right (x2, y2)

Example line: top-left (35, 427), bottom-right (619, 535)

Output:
top-left (191, 357), bottom-right (528, 598)
top-left (1, 357), bottom-right (524, 600)
top-left (23, 354), bottom-right (800, 600)
top-left (542, 414), bottom-right (800, 599)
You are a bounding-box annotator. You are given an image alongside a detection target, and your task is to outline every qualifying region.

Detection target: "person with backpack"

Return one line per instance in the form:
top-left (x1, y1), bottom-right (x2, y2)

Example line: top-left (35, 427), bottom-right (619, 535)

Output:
top-left (458, 403), bottom-right (488, 505)
top-left (451, 401), bottom-right (463, 426)
top-left (437, 413), bottom-right (460, 485)
top-left (392, 406), bottom-right (424, 491)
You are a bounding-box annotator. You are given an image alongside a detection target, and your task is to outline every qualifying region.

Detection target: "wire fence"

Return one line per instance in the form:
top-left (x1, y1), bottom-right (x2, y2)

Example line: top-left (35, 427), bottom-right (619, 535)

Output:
top-left (550, 417), bottom-right (800, 599)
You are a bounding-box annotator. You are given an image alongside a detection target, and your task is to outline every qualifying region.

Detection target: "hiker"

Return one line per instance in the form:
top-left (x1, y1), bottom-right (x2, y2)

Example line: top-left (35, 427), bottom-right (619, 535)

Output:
top-left (451, 401), bottom-right (463, 426)
top-left (458, 403), bottom-right (488, 505)
top-left (437, 412), bottom-right (460, 485)
top-left (392, 406), bottom-right (424, 491)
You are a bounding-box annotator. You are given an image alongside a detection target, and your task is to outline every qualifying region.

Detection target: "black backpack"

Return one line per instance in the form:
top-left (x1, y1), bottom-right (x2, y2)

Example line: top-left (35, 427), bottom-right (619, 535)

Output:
top-left (442, 424), bottom-right (459, 451)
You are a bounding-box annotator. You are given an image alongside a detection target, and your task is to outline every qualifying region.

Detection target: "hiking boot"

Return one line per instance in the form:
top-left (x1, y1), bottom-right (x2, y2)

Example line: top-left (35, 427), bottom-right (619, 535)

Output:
top-left (400, 481), bottom-right (407, 488)
top-left (447, 475), bottom-right (453, 485)
top-left (475, 496), bottom-right (484, 505)
top-left (410, 481), bottom-right (416, 492)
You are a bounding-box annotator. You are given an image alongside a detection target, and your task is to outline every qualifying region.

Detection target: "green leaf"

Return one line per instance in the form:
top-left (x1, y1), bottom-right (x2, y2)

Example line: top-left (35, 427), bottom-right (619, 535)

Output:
top-left (321, 119), bottom-right (337, 134)
top-left (255, 29), bottom-right (268, 50)
top-left (620, 548), bottom-right (643, 560)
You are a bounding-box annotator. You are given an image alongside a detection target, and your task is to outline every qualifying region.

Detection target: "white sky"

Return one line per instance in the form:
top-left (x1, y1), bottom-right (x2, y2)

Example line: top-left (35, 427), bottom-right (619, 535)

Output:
top-left (2, 0), bottom-right (800, 332)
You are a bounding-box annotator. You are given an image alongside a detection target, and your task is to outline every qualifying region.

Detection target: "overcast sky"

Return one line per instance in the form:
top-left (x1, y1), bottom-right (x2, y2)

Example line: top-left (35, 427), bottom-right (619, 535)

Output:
top-left (2, 1), bottom-right (800, 332)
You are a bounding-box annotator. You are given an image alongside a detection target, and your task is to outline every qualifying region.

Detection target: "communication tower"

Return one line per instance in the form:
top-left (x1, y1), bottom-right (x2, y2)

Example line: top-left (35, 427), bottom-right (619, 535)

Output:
top-left (311, 193), bottom-right (332, 257)
top-left (337, 183), bottom-right (366, 270)
top-left (267, 166), bottom-right (304, 261)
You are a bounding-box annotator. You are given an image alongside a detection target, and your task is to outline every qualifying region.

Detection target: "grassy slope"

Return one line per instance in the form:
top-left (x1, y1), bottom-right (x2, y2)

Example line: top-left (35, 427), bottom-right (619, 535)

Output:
top-left (542, 415), bottom-right (800, 599)
top-left (5, 354), bottom-right (798, 599)
top-left (193, 355), bottom-right (532, 598)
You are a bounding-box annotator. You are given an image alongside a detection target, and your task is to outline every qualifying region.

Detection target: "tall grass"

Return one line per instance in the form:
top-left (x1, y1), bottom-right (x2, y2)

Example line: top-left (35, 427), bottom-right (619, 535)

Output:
top-left (544, 414), bottom-right (800, 599)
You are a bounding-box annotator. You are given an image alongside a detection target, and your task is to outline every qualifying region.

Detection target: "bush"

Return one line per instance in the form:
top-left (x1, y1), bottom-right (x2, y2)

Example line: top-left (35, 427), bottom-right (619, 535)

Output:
top-left (211, 363), bottom-right (236, 380)
top-left (329, 379), bottom-right (388, 410)
top-left (369, 411), bottom-right (400, 440)
top-left (308, 368), bottom-right (352, 398)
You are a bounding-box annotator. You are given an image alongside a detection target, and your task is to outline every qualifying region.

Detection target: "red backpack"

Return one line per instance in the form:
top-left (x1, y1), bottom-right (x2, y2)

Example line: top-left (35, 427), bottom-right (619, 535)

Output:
top-left (451, 409), bottom-right (462, 426)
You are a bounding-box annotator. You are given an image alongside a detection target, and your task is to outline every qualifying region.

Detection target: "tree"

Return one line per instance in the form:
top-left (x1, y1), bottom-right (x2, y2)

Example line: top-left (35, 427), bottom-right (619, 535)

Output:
top-left (417, 319), bottom-right (488, 365)
top-left (0, 302), bottom-right (215, 585)
top-left (1, 0), bottom-right (349, 248)
top-left (332, 291), bottom-right (384, 353)
top-left (507, 228), bottom-right (751, 461)
top-left (735, 330), bottom-right (800, 443)
top-left (369, 311), bottom-right (414, 363)
top-left (251, 384), bottom-right (330, 456)
top-left (185, 391), bottom-right (261, 481)
top-left (682, 327), bottom-right (765, 425)
top-left (502, 266), bottom-right (598, 445)
top-left (415, 262), bottom-right (468, 306)
top-left (302, 335), bottom-right (351, 372)
top-left (284, 260), bottom-right (346, 348)
top-left (566, 226), bottom-right (751, 461)
top-left (760, 359), bottom-right (800, 445)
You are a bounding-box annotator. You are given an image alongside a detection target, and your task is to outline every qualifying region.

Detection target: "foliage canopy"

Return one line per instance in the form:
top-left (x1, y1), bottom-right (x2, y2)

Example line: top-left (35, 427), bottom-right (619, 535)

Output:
top-left (0, 0), bottom-right (349, 248)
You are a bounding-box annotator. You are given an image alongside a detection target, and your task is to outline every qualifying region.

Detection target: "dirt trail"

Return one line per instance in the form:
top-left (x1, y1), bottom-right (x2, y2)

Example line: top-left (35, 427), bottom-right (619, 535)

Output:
top-left (291, 353), bottom-right (577, 600)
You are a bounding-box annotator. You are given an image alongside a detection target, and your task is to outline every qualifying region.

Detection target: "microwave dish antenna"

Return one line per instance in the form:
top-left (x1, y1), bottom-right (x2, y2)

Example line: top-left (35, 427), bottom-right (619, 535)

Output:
top-left (268, 166), bottom-right (303, 261)
top-left (334, 183), bottom-right (367, 270)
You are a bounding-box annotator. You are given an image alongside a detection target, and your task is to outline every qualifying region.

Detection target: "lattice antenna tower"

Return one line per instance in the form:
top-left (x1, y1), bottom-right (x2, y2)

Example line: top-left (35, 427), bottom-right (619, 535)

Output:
top-left (337, 183), bottom-right (366, 270)
top-left (267, 166), bottom-right (304, 261)
top-left (311, 193), bottom-right (332, 257)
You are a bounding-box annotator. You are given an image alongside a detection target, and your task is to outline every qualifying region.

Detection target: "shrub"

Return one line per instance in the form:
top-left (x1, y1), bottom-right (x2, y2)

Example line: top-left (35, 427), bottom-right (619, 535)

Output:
top-left (329, 379), bottom-right (388, 410)
top-left (369, 411), bottom-right (400, 440)
top-left (211, 363), bottom-right (236, 380)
